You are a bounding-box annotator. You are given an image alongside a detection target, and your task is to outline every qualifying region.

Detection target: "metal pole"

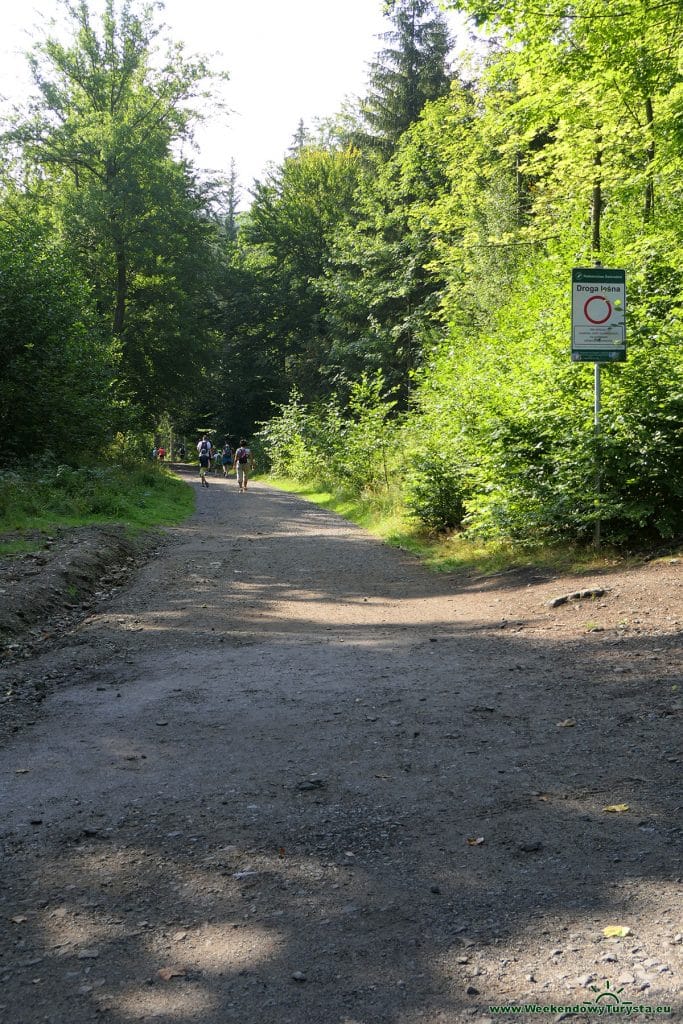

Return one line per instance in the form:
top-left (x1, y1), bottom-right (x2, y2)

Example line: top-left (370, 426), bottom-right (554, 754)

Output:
top-left (594, 362), bottom-right (601, 549)
top-left (592, 258), bottom-right (603, 550)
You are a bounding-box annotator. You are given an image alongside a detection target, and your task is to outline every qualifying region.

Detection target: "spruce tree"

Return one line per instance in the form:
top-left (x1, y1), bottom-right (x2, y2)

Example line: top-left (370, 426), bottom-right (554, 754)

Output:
top-left (359, 0), bottom-right (451, 157)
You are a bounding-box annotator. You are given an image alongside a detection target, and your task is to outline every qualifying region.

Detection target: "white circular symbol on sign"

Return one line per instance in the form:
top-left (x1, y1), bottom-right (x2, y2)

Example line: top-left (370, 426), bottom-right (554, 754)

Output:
top-left (584, 295), bottom-right (612, 324)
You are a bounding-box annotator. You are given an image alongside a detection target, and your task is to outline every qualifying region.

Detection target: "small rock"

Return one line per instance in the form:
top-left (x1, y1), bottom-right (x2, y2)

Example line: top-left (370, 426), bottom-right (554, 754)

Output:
top-left (297, 779), bottom-right (326, 791)
top-left (291, 971), bottom-right (306, 983)
top-left (518, 840), bottom-right (543, 853)
top-left (466, 985), bottom-right (480, 996)
top-left (77, 949), bottom-right (99, 960)
top-left (577, 974), bottom-right (594, 987)
top-left (430, 885), bottom-right (442, 895)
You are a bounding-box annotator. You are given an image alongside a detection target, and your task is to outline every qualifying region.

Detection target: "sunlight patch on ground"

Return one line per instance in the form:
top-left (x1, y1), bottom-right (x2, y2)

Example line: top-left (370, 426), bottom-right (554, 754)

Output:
top-left (114, 983), bottom-right (216, 1020)
top-left (146, 922), bottom-right (283, 974)
top-left (39, 903), bottom-right (123, 952)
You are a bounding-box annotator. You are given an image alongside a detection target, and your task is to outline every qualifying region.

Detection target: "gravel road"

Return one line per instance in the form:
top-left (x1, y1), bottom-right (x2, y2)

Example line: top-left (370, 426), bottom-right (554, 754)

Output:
top-left (0, 470), bottom-right (681, 1023)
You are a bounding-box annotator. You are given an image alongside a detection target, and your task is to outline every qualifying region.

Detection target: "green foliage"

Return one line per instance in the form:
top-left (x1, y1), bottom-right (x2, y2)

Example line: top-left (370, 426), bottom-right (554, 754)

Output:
top-left (410, 243), bottom-right (683, 545)
top-left (108, 431), bottom-right (155, 463)
top-left (0, 216), bottom-right (117, 462)
top-left (4, 0), bottom-right (226, 426)
top-left (0, 460), bottom-right (194, 533)
top-left (342, 374), bottom-right (399, 492)
top-left (258, 373), bottom-right (402, 498)
top-left (358, 0), bottom-right (452, 156)
top-left (323, 107), bottom-right (455, 397)
top-left (405, 448), bottom-right (466, 531)
top-left (240, 146), bottom-right (363, 402)
top-left (256, 390), bottom-right (315, 481)
top-left (2, 0), bottom-right (681, 551)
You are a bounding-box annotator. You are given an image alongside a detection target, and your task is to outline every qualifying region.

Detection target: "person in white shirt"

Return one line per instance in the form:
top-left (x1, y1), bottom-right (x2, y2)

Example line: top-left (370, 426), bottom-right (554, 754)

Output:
top-left (196, 435), bottom-right (212, 488)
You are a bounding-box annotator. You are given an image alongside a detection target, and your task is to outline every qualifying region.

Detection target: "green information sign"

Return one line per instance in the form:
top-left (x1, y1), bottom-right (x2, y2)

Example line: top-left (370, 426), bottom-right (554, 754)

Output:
top-left (571, 267), bottom-right (626, 362)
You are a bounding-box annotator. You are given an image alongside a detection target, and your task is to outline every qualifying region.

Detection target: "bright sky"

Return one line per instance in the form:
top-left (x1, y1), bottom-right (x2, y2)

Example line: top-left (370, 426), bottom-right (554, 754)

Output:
top-left (0, 0), bottom-right (466, 198)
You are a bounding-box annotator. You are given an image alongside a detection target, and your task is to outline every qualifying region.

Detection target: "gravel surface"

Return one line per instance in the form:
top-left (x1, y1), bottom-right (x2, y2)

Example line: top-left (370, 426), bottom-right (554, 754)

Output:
top-left (0, 468), bottom-right (681, 1024)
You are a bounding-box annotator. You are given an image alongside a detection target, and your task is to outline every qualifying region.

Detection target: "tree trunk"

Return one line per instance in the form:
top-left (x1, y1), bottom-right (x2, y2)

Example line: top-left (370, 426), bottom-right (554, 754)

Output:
top-left (643, 95), bottom-right (655, 223)
top-left (591, 132), bottom-right (602, 255)
top-left (112, 224), bottom-right (127, 337)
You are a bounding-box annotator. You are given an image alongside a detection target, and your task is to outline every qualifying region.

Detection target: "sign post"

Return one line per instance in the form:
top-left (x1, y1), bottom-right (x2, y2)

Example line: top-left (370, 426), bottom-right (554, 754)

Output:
top-left (571, 266), bottom-right (626, 548)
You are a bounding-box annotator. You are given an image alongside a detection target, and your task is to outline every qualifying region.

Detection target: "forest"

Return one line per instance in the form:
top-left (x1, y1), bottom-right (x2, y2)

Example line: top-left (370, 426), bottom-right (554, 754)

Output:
top-left (1, 0), bottom-right (681, 548)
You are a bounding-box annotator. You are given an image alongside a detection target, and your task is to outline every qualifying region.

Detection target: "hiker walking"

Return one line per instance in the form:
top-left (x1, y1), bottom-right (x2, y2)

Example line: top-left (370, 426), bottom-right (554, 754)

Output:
top-left (234, 439), bottom-right (254, 492)
top-left (197, 435), bottom-right (212, 488)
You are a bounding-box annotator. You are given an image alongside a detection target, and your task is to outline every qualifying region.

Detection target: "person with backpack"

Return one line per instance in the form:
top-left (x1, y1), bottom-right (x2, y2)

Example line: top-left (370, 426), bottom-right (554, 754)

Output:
top-left (234, 439), bottom-right (254, 491)
top-left (196, 435), bottom-right (212, 488)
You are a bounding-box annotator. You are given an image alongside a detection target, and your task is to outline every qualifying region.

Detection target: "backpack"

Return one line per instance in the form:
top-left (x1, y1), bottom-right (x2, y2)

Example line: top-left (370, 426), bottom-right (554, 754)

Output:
top-left (237, 448), bottom-right (249, 464)
top-left (200, 441), bottom-right (210, 455)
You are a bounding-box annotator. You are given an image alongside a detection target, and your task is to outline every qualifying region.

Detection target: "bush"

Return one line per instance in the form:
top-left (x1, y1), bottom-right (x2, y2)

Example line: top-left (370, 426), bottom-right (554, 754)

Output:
top-left (405, 448), bottom-right (466, 531)
top-left (259, 373), bottom-right (403, 498)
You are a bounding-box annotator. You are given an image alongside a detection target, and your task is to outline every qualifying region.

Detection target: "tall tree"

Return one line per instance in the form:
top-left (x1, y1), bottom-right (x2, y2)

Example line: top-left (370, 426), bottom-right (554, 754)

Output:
top-left (0, 202), bottom-right (116, 460)
top-left (358, 0), bottom-right (452, 156)
top-left (7, 0), bottom-right (225, 419)
top-left (223, 158), bottom-right (241, 241)
top-left (238, 145), bottom-right (363, 403)
top-left (323, 93), bottom-right (467, 396)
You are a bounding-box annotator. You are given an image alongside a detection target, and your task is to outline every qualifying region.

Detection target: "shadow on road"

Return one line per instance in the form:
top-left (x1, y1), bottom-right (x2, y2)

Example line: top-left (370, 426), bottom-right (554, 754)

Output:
top-left (0, 479), bottom-right (680, 1023)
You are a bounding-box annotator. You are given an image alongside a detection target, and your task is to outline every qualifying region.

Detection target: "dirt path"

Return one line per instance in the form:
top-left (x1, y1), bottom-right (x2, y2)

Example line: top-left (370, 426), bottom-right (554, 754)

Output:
top-left (0, 470), bottom-right (681, 1024)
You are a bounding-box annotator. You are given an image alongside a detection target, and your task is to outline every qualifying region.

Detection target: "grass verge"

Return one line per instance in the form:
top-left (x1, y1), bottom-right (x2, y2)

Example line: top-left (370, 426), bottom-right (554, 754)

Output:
top-left (265, 475), bottom-right (649, 577)
top-left (0, 461), bottom-right (194, 554)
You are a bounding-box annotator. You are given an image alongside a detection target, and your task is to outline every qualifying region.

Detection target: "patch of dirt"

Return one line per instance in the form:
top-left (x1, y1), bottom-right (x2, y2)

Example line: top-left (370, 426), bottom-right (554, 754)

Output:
top-left (0, 472), bottom-right (680, 1023)
top-left (0, 523), bottom-right (160, 642)
top-left (0, 526), bottom-right (161, 741)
